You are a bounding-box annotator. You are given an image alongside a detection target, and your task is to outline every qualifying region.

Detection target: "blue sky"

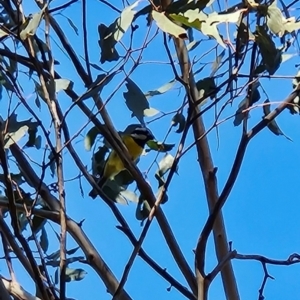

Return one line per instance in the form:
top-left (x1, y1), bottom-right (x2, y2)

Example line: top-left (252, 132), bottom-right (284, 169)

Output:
top-left (1, 0), bottom-right (300, 299)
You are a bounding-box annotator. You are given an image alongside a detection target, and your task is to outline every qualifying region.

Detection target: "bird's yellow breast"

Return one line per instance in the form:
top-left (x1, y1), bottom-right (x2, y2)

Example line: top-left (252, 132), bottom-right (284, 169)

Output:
top-left (103, 136), bottom-right (144, 180)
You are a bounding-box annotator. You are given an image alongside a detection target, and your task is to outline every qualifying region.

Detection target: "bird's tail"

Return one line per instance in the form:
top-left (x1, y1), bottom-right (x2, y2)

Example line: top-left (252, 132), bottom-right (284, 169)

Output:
top-left (88, 176), bottom-right (108, 199)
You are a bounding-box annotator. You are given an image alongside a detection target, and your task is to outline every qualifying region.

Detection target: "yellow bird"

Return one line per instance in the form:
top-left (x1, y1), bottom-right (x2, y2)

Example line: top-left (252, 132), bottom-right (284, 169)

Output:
top-left (89, 126), bottom-right (155, 199)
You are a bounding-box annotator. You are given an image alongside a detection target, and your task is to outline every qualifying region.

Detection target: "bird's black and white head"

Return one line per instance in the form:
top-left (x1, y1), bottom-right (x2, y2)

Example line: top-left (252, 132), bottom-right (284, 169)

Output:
top-left (130, 127), bottom-right (155, 147)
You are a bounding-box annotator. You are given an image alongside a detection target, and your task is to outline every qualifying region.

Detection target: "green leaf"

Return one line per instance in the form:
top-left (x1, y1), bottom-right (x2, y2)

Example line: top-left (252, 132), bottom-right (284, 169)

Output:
top-left (233, 82), bottom-right (260, 126)
top-left (101, 181), bottom-right (128, 204)
top-left (144, 79), bottom-right (176, 99)
top-left (31, 216), bottom-right (46, 236)
top-left (283, 17), bottom-right (300, 33)
top-left (47, 249), bottom-right (60, 261)
top-left (55, 79), bottom-right (73, 92)
top-left (4, 125), bottom-right (29, 148)
top-left (67, 246), bottom-right (80, 256)
top-left (81, 73), bottom-right (115, 100)
top-left (35, 135), bottom-right (42, 149)
top-left (55, 268), bottom-right (59, 284)
top-left (146, 140), bottom-right (175, 152)
top-left (0, 70), bottom-right (14, 92)
top-left (255, 26), bottom-right (281, 75)
top-left (169, 12), bottom-right (202, 31)
top-left (267, 0), bottom-right (284, 36)
top-left (124, 78), bottom-right (159, 124)
top-left (2, 114), bottom-right (38, 148)
top-left (167, 0), bottom-right (212, 14)
top-left (144, 108), bottom-right (160, 117)
top-left (171, 112), bottom-right (186, 133)
top-left (0, 173), bottom-right (25, 186)
top-left (84, 127), bottom-right (100, 151)
top-left (211, 49), bottom-right (225, 76)
top-left (281, 53), bottom-right (296, 63)
top-left (170, 9), bottom-right (245, 48)
top-left (263, 99), bottom-right (292, 141)
top-left (236, 19), bottom-right (250, 59)
top-left (40, 227), bottom-right (49, 253)
top-left (48, 151), bottom-right (56, 177)
top-left (98, 1), bottom-right (139, 63)
top-left (32, 37), bottom-right (51, 56)
top-left (196, 77), bottom-right (217, 101)
top-left (46, 256), bottom-right (84, 267)
top-left (136, 196), bottom-right (151, 221)
top-left (0, 29), bottom-right (8, 38)
top-left (66, 16), bottom-right (79, 35)
top-left (65, 268), bottom-right (87, 282)
top-left (46, 246), bottom-right (80, 263)
top-left (20, 7), bottom-right (46, 40)
top-left (114, 1), bottom-right (139, 42)
top-left (98, 24), bottom-right (120, 64)
top-left (152, 10), bottom-right (188, 39)
top-left (186, 40), bottom-right (201, 52)
top-left (92, 145), bottom-right (109, 176)
top-left (25, 127), bottom-right (37, 148)
top-left (119, 188), bottom-right (139, 203)
top-left (156, 154), bottom-right (177, 177)
top-left (34, 81), bottom-right (47, 102)
top-left (35, 95), bottom-right (41, 110)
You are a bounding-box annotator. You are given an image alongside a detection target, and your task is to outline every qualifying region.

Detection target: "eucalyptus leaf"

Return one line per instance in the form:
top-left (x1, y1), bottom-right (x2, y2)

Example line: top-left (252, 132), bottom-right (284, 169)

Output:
top-left (171, 112), bottom-right (186, 133)
top-left (114, 1), bottom-right (139, 42)
top-left (146, 140), bottom-right (175, 152)
top-left (66, 16), bottom-right (79, 35)
top-left (20, 6), bottom-right (47, 40)
top-left (186, 40), bottom-right (201, 51)
top-left (136, 196), bottom-right (151, 221)
top-left (119, 189), bottom-right (139, 203)
top-left (85, 127), bottom-right (100, 151)
top-left (145, 79), bottom-right (176, 99)
top-left (196, 77), bottom-right (217, 101)
top-left (65, 268), bottom-right (87, 282)
top-left (283, 17), bottom-right (300, 33)
top-left (124, 78), bottom-right (159, 124)
top-left (98, 1), bottom-right (139, 63)
top-left (92, 145), bottom-right (109, 176)
top-left (48, 151), bottom-right (56, 177)
top-left (31, 216), bottom-right (47, 237)
top-left (263, 99), bottom-right (292, 141)
top-left (156, 153), bottom-right (177, 177)
top-left (211, 50), bottom-right (225, 76)
top-left (170, 9), bottom-right (245, 48)
top-left (0, 29), bottom-right (8, 38)
top-left (98, 24), bottom-right (119, 63)
top-left (267, 0), bottom-right (284, 36)
top-left (46, 256), bottom-right (84, 267)
top-left (152, 10), bottom-right (188, 39)
top-left (40, 227), bottom-right (49, 253)
top-left (234, 82), bottom-right (260, 126)
top-left (2, 114), bottom-right (38, 149)
top-left (4, 126), bottom-right (28, 148)
top-left (81, 73), bottom-right (115, 100)
top-left (55, 268), bottom-right (59, 285)
top-left (255, 26), bottom-right (281, 75)
top-left (55, 79), bottom-right (73, 92)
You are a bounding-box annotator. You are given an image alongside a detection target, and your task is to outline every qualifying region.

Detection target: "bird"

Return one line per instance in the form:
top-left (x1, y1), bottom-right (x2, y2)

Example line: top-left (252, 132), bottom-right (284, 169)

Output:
top-left (89, 126), bottom-right (155, 199)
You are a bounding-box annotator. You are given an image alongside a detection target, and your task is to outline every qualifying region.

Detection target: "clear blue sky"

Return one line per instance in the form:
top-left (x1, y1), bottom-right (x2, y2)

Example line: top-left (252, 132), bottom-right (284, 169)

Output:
top-left (2, 0), bottom-right (300, 299)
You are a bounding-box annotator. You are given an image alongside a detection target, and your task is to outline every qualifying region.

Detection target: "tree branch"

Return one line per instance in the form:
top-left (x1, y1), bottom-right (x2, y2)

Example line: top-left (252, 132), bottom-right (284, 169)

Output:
top-left (9, 144), bottom-right (132, 300)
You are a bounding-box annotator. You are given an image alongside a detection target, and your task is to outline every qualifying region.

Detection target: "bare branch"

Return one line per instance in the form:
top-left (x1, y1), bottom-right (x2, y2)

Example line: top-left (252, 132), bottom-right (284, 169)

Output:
top-left (9, 144), bottom-right (132, 300)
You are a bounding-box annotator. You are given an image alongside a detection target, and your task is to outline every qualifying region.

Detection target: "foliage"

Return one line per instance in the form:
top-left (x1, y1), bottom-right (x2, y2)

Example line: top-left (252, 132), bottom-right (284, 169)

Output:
top-left (0, 0), bottom-right (299, 299)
